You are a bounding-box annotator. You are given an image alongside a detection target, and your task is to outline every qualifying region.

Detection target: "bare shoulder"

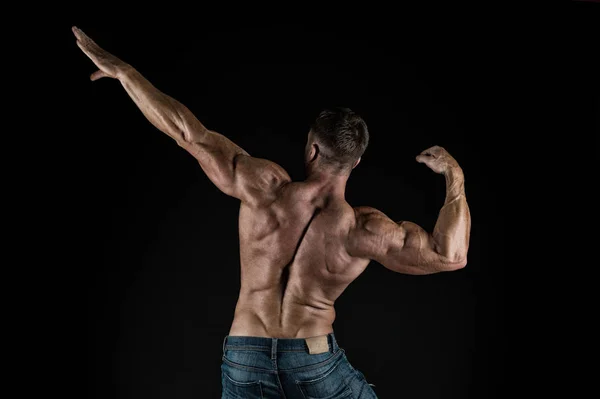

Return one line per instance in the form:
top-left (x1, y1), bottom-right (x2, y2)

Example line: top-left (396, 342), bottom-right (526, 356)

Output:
top-left (353, 206), bottom-right (388, 218)
top-left (347, 206), bottom-right (396, 258)
top-left (238, 155), bottom-right (291, 185)
top-left (353, 206), bottom-right (423, 235)
top-left (352, 206), bottom-right (397, 230)
top-left (234, 155), bottom-right (292, 205)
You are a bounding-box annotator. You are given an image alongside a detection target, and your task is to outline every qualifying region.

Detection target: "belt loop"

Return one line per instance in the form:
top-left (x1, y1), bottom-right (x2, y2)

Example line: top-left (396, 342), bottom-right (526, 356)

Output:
top-left (330, 334), bottom-right (338, 353)
top-left (271, 338), bottom-right (278, 360)
top-left (222, 335), bottom-right (228, 354)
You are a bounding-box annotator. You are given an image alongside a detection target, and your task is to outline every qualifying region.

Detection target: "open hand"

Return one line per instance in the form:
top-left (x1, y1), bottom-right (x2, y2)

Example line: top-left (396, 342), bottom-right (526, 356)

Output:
top-left (416, 146), bottom-right (460, 174)
top-left (72, 26), bottom-right (130, 81)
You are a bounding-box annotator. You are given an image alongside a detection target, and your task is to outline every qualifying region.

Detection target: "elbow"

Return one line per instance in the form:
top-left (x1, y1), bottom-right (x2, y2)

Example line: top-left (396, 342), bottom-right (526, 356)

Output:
top-left (435, 243), bottom-right (468, 271)
top-left (442, 256), bottom-right (467, 271)
top-left (180, 125), bottom-right (203, 144)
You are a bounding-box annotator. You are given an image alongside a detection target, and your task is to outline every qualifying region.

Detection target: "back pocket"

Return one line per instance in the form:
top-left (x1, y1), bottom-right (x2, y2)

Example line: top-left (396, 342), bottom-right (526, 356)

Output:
top-left (222, 372), bottom-right (263, 399)
top-left (296, 360), bottom-right (353, 399)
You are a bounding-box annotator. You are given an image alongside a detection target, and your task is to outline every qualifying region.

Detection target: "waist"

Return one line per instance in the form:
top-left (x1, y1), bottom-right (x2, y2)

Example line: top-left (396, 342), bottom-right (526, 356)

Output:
top-left (229, 307), bottom-right (335, 338)
top-left (223, 332), bottom-right (339, 355)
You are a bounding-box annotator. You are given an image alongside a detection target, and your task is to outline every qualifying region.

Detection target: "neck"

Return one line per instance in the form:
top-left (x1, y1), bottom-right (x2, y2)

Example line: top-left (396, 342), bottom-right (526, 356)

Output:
top-left (305, 167), bottom-right (349, 199)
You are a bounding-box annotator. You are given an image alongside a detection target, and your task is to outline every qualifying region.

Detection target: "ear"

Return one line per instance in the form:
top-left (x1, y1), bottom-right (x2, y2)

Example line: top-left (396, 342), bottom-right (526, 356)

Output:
top-left (352, 156), bottom-right (361, 169)
top-left (309, 143), bottom-right (319, 163)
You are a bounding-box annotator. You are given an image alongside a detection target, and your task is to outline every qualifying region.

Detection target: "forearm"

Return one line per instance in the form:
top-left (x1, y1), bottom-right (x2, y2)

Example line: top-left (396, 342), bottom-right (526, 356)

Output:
top-left (115, 66), bottom-right (248, 194)
top-left (117, 66), bottom-right (206, 143)
top-left (431, 167), bottom-right (471, 263)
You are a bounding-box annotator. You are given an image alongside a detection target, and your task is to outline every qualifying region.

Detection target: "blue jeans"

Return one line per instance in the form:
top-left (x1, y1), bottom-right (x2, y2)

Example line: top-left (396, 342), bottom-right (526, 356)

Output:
top-left (221, 333), bottom-right (378, 398)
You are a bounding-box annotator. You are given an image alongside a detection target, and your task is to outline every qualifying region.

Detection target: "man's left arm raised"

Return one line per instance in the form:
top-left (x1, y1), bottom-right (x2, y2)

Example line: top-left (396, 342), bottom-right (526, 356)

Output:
top-left (72, 26), bottom-right (291, 205)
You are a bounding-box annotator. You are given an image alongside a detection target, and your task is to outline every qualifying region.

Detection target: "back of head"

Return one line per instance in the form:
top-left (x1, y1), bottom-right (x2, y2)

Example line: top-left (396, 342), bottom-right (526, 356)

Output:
top-left (311, 108), bottom-right (369, 174)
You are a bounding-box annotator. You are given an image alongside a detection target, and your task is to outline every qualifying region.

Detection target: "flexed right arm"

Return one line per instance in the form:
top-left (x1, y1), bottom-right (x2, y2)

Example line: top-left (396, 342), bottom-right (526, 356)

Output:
top-left (347, 146), bottom-right (471, 275)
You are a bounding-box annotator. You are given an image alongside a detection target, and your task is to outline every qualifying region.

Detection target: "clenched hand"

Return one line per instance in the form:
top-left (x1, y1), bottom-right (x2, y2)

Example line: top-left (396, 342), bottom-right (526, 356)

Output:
top-left (416, 146), bottom-right (460, 175)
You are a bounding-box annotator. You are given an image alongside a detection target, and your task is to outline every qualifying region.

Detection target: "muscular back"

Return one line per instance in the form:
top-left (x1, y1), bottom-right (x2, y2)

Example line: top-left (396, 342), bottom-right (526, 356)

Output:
top-left (70, 26), bottom-right (469, 340)
top-left (229, 180), bottom-right (370, 338)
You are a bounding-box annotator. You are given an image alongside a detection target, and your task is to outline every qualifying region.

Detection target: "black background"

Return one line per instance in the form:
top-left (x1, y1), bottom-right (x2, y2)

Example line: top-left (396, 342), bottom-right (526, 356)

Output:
top-left (49, 5), bottom-right (597, 398)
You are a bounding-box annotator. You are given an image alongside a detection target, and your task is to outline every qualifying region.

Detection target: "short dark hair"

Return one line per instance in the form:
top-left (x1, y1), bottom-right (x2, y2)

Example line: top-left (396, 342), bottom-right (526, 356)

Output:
top-left (310, 107), bottom-right (369, 172)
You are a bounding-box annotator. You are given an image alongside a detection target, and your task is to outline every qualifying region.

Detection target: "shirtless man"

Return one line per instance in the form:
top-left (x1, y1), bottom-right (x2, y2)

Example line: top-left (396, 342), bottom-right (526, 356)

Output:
top-left (73, 26), bottom-right (471, 398)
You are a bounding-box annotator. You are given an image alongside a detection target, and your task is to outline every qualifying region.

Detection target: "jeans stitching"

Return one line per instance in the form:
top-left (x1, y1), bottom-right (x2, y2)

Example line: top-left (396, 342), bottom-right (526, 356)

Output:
top-left (222, 372), bottom-right (265, 398)
top-left (279, 348), bottom-right (344, 373)
top-left (223, 373), bottom-right (262, 387)
top-left (295, 356), bottom-right (353, 398)
top-left (226, 346), bottom-right (308, 353)
top-left (225, 345), bottom-right (271, 351)
top-left (222, 348), bottom-right (345, 374)
top-left (294, 355), bottom-right (343, 384)
top-left (222, 356), bottom-right (278, 373)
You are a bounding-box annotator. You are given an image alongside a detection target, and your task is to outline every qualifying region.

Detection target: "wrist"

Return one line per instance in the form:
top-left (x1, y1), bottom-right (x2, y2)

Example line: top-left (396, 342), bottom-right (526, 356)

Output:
top-left (116, 63), bottom-right (135, 81)
top-left (444, 166), bottom-right (465, 199)
top-left (444, 166), bottom-right (464, 180)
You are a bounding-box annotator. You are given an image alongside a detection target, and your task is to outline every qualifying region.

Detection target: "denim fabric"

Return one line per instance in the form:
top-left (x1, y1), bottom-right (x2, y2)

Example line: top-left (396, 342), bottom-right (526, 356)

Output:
top-left (221, 333), bottom-right (378, 398)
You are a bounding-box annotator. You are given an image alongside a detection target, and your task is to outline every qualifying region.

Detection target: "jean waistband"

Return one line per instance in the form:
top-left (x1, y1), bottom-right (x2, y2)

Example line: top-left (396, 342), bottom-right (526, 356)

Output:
top-left (222, 333), bottom-right (339, 354)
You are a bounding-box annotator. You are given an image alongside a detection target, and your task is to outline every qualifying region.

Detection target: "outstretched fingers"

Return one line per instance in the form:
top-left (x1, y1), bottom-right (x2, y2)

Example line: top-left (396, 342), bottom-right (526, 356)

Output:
top-left (72, 26), bottom-right (99, 48)
top-left (72, 26), bottom-right (85, 41)
top-left (76, 39), bottom-right (98, 62)
top-left (73, 26), bottom-right (106, 60)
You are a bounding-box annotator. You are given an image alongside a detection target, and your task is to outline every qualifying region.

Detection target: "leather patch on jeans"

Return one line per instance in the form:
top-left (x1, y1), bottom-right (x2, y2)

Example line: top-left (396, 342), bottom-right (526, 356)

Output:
top-left (305, 335), bottom-right (329, 354)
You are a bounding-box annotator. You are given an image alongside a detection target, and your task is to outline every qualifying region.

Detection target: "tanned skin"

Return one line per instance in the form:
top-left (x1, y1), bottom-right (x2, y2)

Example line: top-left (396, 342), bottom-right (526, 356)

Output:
top-left (73, 27), bottom-right (471, 338)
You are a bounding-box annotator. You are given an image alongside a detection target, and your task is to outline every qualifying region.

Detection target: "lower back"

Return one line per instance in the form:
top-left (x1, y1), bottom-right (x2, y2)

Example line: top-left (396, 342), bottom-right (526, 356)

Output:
top-left (228, 289), bottom-right (336, 338)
